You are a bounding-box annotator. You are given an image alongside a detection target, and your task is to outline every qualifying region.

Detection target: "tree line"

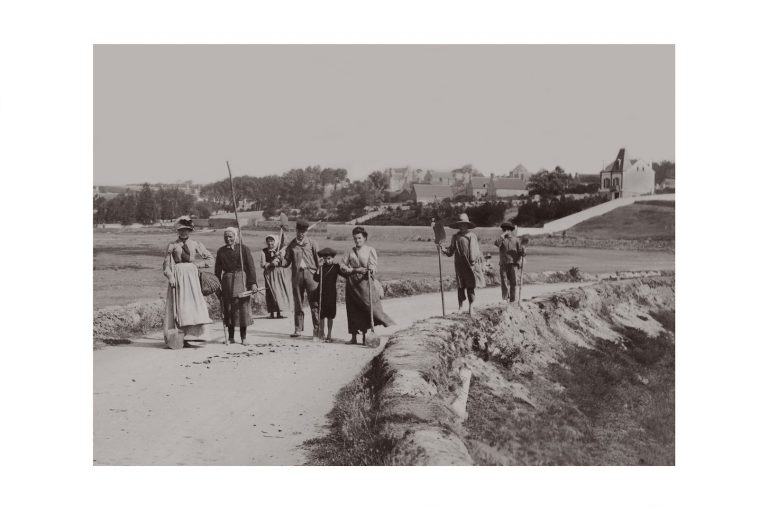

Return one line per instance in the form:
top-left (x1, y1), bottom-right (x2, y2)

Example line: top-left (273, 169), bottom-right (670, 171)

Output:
top-left (93, 184), bottom-right (213, 225)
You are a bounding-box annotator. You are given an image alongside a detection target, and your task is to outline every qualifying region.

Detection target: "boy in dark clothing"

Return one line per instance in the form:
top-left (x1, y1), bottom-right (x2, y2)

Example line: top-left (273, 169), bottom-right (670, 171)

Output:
top-left (494, 221), bottom-right (526, 302)
top-left (315, 248), bottom-right (343, 342)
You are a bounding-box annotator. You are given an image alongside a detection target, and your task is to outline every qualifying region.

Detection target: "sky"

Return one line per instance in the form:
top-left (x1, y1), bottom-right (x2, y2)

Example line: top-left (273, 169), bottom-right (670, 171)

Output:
top-left (94, 45), bottom-right (674, 185)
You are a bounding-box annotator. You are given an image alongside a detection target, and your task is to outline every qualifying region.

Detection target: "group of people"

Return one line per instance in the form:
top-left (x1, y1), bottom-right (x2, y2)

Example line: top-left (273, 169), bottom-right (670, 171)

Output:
top-left (162, 217), bottom-right (394, 349)
top-left (162, 212), bottom-right (525, 349)
top-left (437, 213), bottom-right (526, 317)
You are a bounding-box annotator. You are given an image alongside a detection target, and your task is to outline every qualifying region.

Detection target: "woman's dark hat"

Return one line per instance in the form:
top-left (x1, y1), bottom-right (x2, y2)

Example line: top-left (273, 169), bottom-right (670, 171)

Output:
top-left (175, 216), bottom-right (194, 231)
top-left (296, 219), bottom-right (310, 231)
top-left (318, 248), bottom-right (337, 257)
top-left (500, 221), bottom-right (516, 230)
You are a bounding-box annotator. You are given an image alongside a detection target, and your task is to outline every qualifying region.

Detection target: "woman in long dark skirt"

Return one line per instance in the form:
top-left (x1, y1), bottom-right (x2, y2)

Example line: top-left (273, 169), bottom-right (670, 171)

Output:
top-left (339, 226), bottom-right (394, 345)
top-left (215, 226), bottom-right (259, 345)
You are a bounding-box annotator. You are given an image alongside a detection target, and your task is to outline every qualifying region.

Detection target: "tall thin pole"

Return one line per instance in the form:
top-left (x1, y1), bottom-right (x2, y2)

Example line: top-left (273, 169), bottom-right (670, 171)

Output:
top-left (437, 246), bottom-right (445, 317)
top-left (226, 161), bottom-right (247, 294)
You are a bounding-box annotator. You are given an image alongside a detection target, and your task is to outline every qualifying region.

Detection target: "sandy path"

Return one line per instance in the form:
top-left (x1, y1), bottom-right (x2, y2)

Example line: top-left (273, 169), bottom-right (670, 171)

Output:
top-left (93, 281), bottom-right (583, 465)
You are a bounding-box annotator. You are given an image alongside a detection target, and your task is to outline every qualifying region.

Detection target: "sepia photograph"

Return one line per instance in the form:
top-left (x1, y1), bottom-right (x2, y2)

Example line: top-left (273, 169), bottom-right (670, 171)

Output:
top-left (92, 44), bottom-right (675, 466)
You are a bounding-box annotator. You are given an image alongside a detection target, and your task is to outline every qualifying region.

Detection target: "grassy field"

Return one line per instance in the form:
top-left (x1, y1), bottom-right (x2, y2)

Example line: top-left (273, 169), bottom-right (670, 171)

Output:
top-left (94, 226), bottom-right (675, 310)
top-left (567, 201), bottom-right (675, 240)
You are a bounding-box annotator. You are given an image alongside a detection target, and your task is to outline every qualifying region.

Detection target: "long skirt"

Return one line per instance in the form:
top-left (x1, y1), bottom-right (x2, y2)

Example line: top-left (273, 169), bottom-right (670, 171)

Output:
top-left (345, 275), bottom-right (394, 334)
top-left (264, 267), bottom-right (292, 313)
top-left (164, 262), bottom-right (212, 340)
top-left (221, 271), bottom-right (252, 328)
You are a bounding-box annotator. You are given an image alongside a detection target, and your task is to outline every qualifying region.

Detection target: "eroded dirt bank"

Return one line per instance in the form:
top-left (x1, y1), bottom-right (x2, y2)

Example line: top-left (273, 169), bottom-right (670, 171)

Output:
top-left (305, 276), bottom-right (675, 465)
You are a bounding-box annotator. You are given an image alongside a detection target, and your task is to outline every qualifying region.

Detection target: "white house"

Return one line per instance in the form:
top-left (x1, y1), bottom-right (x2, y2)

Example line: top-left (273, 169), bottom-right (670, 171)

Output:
top-left (489, 176), bottom-right (528, 198)
top-left (599, 148), bottom-right (655, 199)
top-left (467, 177), bottom-right (491, 199)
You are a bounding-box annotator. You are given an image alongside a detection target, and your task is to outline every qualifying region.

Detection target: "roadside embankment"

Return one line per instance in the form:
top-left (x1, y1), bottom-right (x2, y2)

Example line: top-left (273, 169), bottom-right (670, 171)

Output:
top-left (93, 270), bottom-right (671, 342)
top-left (305, 276), bottom-right (675, 465)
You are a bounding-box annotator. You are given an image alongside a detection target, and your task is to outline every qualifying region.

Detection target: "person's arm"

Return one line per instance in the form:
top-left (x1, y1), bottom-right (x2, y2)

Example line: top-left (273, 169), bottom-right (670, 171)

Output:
top-left (214, 248), bottom-right (223, 281)
top-left (195, 241), bottom-right (214, 268)
top-left (259, 250), bottom-right (267, 270)
top-left (312, 241), bottom-right (320, 271)
top-left (338, 252), bottom-right (353, 275)
top-left (442, 238), bottom-right (455, 257)
top-left (244, 247), bottom-right (259, 290)
top-left (280, 243), bottom-right (293, 268)
top-left (469, 233), bottom-right (482, 263)
top-left (367, 247), bottom-right (378, 276)
top-left (494, 236), bottom-right (504, 248)
top-left (163, 243), bottom-right (176, 285)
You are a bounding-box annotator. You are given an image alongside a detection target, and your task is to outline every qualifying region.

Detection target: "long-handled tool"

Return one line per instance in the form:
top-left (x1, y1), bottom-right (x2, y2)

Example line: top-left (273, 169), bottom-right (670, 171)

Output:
top-left (165, 257), bottom-right (185, 349)
top-left (432, 218), bottom-right (446, 317)
top-left (364, 269), bottom-right (381, 348)
top-left (226, 161), bottom-right (248, 298)
top-left (518, 256), bottom-right (524, 305)
top-left (220, 292), bottom-right (230, 345)
top-left (314, 265), bottom-right (323, 343)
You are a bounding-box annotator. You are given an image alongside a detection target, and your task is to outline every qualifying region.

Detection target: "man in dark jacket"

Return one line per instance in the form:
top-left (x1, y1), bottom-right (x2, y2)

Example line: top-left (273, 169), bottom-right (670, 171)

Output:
top-left (280, 219), bottom-right (320, 337)
top-left (494, 221), bottom-right (525, 302)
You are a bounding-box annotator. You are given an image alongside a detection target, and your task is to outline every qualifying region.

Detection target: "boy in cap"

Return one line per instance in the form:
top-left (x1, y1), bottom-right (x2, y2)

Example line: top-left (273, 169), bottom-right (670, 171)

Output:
top-left (314, 248), bottom-right (342, 342)
top-left (494, 221), bottom-right (526, 302)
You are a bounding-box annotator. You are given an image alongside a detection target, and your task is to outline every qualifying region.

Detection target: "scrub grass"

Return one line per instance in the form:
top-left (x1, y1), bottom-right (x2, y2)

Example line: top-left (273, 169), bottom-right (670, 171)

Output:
top-left (303, 361), bottom-right (396, 465)
top-left (466, 327), bottom-right (675, 465)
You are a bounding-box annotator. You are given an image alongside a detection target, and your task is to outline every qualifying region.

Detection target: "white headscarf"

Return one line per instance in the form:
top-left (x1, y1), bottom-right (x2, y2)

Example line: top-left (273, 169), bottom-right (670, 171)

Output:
top-left (223, 226), bottom-right (239, 242)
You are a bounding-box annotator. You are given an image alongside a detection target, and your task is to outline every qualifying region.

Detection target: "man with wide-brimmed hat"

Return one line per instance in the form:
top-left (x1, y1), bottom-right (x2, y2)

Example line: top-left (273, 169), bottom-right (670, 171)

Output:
top-left (495, 221), bottom-right (526, 302)
top-left (440, 213), bottom-right (483, 316)
top-left (280, 219), bottom-right (320, 337)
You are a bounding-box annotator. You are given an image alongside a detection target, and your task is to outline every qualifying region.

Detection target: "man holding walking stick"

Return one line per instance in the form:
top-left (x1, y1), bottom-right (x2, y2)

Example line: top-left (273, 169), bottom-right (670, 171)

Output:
top-left (494, 221), bottom-right (526, 304)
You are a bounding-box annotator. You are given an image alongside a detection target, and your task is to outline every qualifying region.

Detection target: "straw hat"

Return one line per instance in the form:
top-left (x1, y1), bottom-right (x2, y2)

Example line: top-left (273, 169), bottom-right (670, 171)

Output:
top-left (449, 213), bottom-right (476, 229)
top-left (318, 247), bottom-right (337, 257)
top-left (500, 221), bottom-right (516, 230)
top-left (175, 216), bottom-right (194, 231)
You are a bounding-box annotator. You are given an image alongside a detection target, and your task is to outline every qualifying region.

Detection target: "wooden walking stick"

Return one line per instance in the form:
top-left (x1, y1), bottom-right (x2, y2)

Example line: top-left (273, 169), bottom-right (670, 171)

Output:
top-left (432, 218), bottom-right (446, 317)
top-left (314, 265), bottom-right (323, 343)
top-left (364, 269), bottom-right (381, 348)
top-left (226, 161), bottom-right (249, 299)
top-left (518, 236), bottom-right (529, 305)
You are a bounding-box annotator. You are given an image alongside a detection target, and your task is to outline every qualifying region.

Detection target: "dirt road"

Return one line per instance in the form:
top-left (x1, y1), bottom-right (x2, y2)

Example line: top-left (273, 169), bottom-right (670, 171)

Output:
top-left (93, 282), bottom-right (583, 465)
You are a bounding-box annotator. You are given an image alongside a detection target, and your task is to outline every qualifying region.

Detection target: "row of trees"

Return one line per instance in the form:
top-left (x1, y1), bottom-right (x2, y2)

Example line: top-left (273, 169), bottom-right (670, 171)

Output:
top-left (199, 166), bottom-right (349, 211)
top-left (363, 200), bottom-right (507, 228)
top-left (526, 167), bottom-right (600, 197)
top-left (93, 184), bottom-right (213, 225)
top-left (513, 195), bottom-right (608, 227)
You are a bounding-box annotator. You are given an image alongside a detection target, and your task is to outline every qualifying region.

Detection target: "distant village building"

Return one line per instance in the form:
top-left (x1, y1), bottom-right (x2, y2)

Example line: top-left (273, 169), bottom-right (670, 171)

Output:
top-left (467, 177), bottom-right (491, 199)
top-left (92, 185), bottom-right (125, 201)
top-left (425, 170), bottom-right (455, 186)
top-left (658, 178), bottom-right (676, 191)
top-left (413, 184), bottom-right (453, 204)
top-left (599, 148), bottom-right (655, 199)
top-left (508, 163), bottom-right (531, 181)
top-left (466, 173), bottom-right (529, 199)
top-left (385, 167), bottom-right (425, 193)
top-left (489, 176), bottom-right (528, 198)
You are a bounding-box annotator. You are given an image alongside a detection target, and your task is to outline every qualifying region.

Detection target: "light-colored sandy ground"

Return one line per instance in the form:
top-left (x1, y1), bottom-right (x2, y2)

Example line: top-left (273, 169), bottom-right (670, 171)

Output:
top-left (93, 282), bottom-right (583, 465)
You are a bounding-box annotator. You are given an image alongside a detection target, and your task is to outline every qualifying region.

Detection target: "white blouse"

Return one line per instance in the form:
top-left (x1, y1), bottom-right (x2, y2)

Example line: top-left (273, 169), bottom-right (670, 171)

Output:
top-left (340, 245), bottom-right (378, 275)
